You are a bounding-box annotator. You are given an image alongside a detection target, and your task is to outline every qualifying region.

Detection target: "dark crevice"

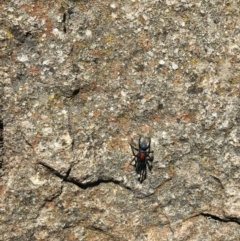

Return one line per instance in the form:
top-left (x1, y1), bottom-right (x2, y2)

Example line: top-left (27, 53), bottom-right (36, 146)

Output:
top-left (144, 178), bottom-right (172, 197)
top-left (66, 88), bottom-right (80, 99)
top-left (39, 162), bottom-right (67, 179)
top-left (160, 211), bottom-right (174, 235)
top-left (87, 226), bottom-right (106, 233)
top-left (71, 88), bottom-right (80, 97)
top-left (0, 120), bottom-right (3, 140)
top-left (62, 12), bottom-right (66, 23)
top-left (86, 226), bottom-right (122, 241)
top-left (45, 186), bottom-right (63, 202)
top-left (63, 165), bottom-right (72, 181)
top-left (67, 176), bottom-right (123, 190)
top-left (62, 12), bottom-right (67, 33)
top-left (0, 120), bottom-right (3, 169)
top-left (70, 139), bottom-right (74, 151)
top-left (210, 175), bottom-right (224, 189)
top-left (25, 139), bottom-right (32, 147)
top-left (200, 213), bottom-right (240, 225)
top-left (38, 162), bottom-right (125, 190)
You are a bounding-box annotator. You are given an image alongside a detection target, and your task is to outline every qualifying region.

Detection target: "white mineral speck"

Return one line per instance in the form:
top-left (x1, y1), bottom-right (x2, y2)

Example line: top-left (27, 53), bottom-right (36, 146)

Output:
top-left (126, 13), bottom-right (134, 20)
top-left (17, 54), bottom-right (29, 62)
top-left (58, 56), bottom-right (65, 64)
top-left (86, 30), bottom-right (92, 36)
top-left (148, 51), bottom-right (153, 57)
top-left (43, 59), bottom-right (50, 65)
top-left (136, 79), bottom-right (142, 85)
top-left (41, 115), bottom-right (48, 119)
top-left (111, 13), bottom-right (117, 19)
top-left (30, 173), bottom-right (47, 186)
top-left (162, 131), bottom-right (167, 138)
top-left (110, 3), bottom-right (116, 9)
top-left (61, 109), bottom-right (67, 115)
top-left (166, 0), bottom-right (177, 5)
top-left (121, 90), bottom-right (127, 97)
top-left (149, 189), bottom-right (154, 194)
top-left (60, 133), bottom-right (72, 147)
top-left (222, 120), bottom-right (229, 128)
top-left (43, 127), bottom-right (53, 135)
top-left (52, 28), bottom-right (61, 36)
top-left (142, 14), bottom-right (148, 21)
top-left (159, 60), bottom-right (165, 65)
top-left (207, 47), bottom-right (214, 54)
top-left (172, 62), bottom-right (178, 70)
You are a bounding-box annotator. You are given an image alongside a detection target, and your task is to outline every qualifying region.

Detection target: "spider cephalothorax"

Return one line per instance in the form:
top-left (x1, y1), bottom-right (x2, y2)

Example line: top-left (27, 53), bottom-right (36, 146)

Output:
top-left (130, 136), bottom-right (154, 183)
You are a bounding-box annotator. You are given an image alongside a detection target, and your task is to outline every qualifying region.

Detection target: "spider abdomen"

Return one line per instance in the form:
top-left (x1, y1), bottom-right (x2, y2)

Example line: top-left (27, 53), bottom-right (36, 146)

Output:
top-left (139, 152), bottom-right (146, 161)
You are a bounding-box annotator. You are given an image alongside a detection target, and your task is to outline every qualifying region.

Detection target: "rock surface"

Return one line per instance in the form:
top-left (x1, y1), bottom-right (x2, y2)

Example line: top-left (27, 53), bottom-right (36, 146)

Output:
top-left (1, 0), bottom-right (240, 240)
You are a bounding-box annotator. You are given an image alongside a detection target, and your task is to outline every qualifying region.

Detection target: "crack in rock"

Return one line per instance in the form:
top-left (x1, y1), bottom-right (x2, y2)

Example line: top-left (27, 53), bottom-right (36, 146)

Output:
top-left (86, 226), bottom-right (122, 241)
top-left (210, 175), bottom-right (224, 189)
top-left (45, 185), bottom-right (63, 202)
top-left (0, 120), bottom-right (3, 169)
top-left (39, 162), bottom-right (126, 190)
top-left (200, 213), bottom-right (240, 225)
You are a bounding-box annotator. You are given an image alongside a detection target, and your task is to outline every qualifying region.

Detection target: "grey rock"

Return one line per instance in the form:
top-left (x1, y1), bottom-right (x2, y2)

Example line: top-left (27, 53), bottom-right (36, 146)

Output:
top-left (1, 0), bottom-right (240, 240)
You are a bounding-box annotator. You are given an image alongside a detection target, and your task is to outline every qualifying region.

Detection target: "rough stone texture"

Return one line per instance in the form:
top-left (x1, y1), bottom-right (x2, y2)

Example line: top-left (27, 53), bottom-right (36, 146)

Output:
top-left (1, 0), bottom-right (240, 240)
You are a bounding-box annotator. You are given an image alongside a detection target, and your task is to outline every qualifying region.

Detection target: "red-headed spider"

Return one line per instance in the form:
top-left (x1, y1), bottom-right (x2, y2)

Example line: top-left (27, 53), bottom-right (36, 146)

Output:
top-left (130, 136), bottom-right (154, 183)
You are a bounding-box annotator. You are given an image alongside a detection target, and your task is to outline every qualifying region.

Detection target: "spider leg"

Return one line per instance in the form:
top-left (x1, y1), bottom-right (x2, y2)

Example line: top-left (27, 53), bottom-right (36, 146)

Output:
top-left (146, 159), bottom-right (152, 171)
top-left (130, 144), bottom-right (139, 157)
top-left (130, 156), bottom-right (137, 165)
top-left (146, 152), bottom-right (154, 158)
top-left (146, 152), bottom-right (154, 164)
top-left (138, 136), bottom-right (141, 149)
top-left (130, 144), bottom-right (138, 152)
top-left (139, 163), bottom-right (146, 183)
top-left (146, 151), bottom-right (154, 156)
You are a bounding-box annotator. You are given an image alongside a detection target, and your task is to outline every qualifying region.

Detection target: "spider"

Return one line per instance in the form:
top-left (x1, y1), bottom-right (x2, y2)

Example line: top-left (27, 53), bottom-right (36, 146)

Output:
top-left (130, 136), bottom-right (154, 183)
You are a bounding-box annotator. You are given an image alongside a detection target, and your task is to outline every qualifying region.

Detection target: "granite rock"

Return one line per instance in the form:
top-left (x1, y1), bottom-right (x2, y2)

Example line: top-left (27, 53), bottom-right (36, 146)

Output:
top-left (1, 0), bottom-right (240, 240)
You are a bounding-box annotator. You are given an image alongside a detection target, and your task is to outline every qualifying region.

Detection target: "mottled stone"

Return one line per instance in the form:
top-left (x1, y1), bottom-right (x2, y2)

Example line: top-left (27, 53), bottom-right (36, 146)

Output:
top-left (1, 0), bottom-right (240, 240)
